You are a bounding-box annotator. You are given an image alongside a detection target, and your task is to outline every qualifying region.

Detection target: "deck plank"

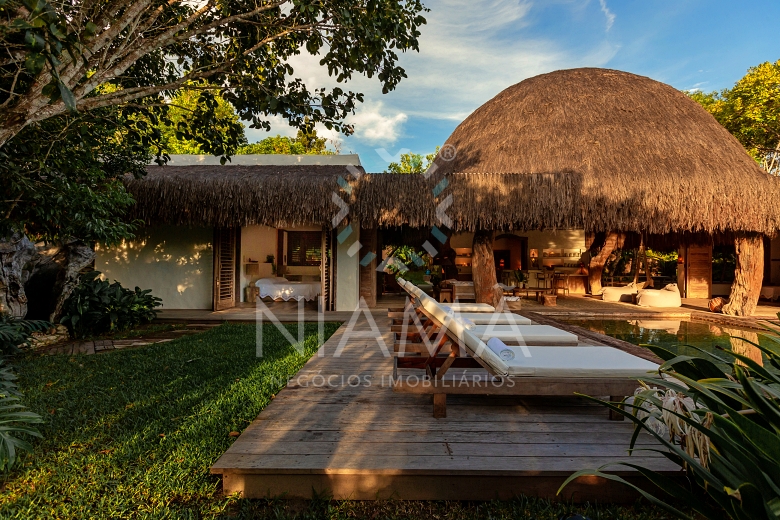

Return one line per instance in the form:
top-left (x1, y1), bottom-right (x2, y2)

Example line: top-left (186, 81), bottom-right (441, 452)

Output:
top-left (211, 312), bottom-right (679, 501)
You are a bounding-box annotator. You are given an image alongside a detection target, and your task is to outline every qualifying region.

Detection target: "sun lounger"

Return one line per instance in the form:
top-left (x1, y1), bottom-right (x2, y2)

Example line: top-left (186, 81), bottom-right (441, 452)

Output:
top-left (400, 279), bottom-right (530, 325)
top-left (394, 290), bottom-right (659, 418)
top-left (397, 279), bottom-right (495, 312)
top-left (468, 325), bottom-right (578, 345)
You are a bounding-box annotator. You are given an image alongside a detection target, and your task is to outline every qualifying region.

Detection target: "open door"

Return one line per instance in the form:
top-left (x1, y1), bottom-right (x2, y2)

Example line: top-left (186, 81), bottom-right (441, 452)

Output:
top-left (213, 227), bottom-right (238, 310)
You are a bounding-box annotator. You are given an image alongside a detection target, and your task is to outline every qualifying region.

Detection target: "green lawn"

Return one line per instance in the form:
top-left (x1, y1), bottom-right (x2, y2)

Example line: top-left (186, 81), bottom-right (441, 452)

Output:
top-left (1, 322), bottom-right (340, 519)
top-left (1, 322), bottom-right (677, 519)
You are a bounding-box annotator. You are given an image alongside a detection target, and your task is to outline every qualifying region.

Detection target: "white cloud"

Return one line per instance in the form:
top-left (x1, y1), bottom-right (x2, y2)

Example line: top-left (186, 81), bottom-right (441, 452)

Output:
top-left (599, 0), bottom-right (616, 31)
top-left (347, 102), bottom-right (407, 144)
top-left (251, 0), bottom-right (620, 135)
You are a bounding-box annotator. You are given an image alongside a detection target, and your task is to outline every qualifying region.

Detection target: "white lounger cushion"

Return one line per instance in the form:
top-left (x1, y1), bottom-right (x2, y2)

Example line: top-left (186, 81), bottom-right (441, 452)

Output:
top-left (470, 325), bottom-right (578, 345)
top-left (485, 339), bottom-right (659, 378)
top-left (418, 292), bottom-right (532, 327)
top-left (442, 303), bottom-right (496, 312)
top-left (453, 313), bottom-right (532, 326)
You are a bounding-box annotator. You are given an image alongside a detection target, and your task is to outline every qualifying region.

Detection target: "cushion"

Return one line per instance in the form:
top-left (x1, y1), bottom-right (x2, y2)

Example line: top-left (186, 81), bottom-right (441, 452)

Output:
top-left (441, 303), bottom-right (496, 312)
top-left (471, 325), bottom-right (578, 345)
top-left (484, 339), bottom-right (659, 378)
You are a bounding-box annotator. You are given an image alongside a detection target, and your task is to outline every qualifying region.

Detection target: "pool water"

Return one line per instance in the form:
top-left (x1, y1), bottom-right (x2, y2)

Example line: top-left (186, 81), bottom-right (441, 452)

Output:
top-left (563, 318), bottom-right (775, 364)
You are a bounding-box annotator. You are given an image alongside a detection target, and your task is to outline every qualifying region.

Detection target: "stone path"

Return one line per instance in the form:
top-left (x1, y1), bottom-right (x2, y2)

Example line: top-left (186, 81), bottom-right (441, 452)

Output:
top-left (38, 323), bottom-right (220, 356)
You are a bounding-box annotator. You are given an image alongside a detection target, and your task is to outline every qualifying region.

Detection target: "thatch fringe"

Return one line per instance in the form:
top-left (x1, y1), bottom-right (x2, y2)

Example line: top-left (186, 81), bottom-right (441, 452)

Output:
top-left (125, 165), bottom-right (363, 228)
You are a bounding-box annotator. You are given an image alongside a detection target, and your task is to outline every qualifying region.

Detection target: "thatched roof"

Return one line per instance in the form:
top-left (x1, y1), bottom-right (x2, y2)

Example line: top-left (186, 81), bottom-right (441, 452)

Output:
top-left (126, 165), bottom-right (364, 228)
top-left (127, 69), bottom-right (780, 236)
top-left (355, 68), bottom-right (780, 235)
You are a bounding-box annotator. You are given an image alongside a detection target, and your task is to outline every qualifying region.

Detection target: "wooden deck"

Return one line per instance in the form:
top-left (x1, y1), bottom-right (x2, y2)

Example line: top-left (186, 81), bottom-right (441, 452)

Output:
top-left (211, 312), bottom-right (678, 501)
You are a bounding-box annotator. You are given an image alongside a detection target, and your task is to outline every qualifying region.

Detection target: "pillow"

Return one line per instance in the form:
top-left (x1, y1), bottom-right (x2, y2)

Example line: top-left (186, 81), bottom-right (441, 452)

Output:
top-left (663, 283), bottom-right (679, 293)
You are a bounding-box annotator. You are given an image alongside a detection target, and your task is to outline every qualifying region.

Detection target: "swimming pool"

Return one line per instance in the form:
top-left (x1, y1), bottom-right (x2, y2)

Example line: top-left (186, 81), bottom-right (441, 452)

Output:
top-left (563, 317), bottom-right (775, 364)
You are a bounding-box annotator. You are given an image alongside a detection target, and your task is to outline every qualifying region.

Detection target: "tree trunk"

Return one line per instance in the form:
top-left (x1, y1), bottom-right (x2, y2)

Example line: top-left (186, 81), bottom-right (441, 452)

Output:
top-left (26, 241), bottom-right (95, 321)
top-left (723, 234), bottom-right (764, 317)
top-left (0, 234), bottom-right (37, 317)
top-left (588, 231), bottom-right (621, 294)
top-left (472, 229), bottom-right (504, 308)
top-left (0, 234), bottom-right (94, 320)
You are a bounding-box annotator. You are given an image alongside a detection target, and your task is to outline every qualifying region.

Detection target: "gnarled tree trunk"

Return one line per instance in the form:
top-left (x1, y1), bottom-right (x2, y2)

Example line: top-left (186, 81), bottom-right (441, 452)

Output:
top-left (0, 234), bottom-right (37, 317)
top-left (472, 229), bottom-right (504, 308)
top-left (723, 234), bottom-right (764, 317)
top-left (588, 231), bottom-right (622, 295)
top-left (26, 240), bottom-right (95, 321)
top-left (0, 234), bottom-right (94, 320)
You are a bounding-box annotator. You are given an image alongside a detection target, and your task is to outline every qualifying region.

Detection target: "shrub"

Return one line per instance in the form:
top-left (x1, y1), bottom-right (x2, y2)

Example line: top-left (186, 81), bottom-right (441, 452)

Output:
top-left (60, 271), bottom-right (162, 338)
top-left (0, 360), bottom-right (42, 472)
top-left (0, 314), bottom-right (51, 355)
top-left (561, 335), bottom-right (780, 519)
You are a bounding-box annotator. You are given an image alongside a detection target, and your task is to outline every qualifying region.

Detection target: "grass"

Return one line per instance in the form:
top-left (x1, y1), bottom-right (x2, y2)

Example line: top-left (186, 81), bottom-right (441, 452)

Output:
top-left (1, 322), bottom-right (340, 519)
top-left (1, 322), bottom-right (679, 519)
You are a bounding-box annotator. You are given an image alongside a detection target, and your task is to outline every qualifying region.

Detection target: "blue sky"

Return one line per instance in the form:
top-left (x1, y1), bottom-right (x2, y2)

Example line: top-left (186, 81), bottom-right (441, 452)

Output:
top-left (244, 0), bottom-right (780, 172)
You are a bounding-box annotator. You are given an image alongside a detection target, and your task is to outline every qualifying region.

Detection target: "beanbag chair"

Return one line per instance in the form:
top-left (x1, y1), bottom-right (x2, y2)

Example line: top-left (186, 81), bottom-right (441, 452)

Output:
top-left (601, 282), bottom-right (642, 302)
top-left (636, 284), bottom-right (682, 308)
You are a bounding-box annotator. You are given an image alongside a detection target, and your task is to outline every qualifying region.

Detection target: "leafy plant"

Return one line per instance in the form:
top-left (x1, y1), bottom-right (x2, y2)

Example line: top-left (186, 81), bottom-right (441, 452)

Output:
top-left (0, 360), bottom-right (43, 472)
top-left (560, 335), bottom-right (780, 519)
top-left (0, 314), bottom-right (51, 355)
top-left (60, 271), bottom-right (162, 339)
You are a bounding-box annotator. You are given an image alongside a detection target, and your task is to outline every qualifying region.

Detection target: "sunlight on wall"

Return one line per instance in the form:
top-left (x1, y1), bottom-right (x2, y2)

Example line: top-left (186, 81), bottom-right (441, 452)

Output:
top-left (95, 226), bottom-right (213, 309)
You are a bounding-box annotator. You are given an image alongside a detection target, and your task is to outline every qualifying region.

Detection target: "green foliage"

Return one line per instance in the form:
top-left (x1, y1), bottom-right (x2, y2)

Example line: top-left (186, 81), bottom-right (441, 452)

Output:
top-left (561, 333), bottom-right (780, 519)
top-left (385, 147), bottom-right (439, 173)
top-left (237, 130), bottom-right (334, 155)
top-left (0, 108), bottom-right (149, 244)
top-left (60, 271), bottom-right (162, 339)
top-left (0, 0), bottom-right (428, 160)
top-left (646, 249), bottom-right (679, 279)
top-left (0, 323), bottom-right (338, 517)
top-left (0, 314), bottom-right (51, 355)
top-left (153, 87), bottom-right (247, 156)
top-left (688, 60), bottom-right (780, 174)
top-left (385, 245), bottom-right (430, 275)
top-left (0, 360), bottom-right (43, 473)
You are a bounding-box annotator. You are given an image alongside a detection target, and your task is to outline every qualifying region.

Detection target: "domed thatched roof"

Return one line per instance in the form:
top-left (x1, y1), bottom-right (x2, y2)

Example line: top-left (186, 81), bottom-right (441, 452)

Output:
top-left (354, 68), bottom-right (780, 235)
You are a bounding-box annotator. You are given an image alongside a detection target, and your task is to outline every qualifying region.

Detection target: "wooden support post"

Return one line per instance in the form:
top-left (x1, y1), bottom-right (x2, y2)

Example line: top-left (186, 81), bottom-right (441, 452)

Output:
top-left (472, 229), bottom-right (504, 307)
top-left (433, 394), bottom-right (447, 418)
top-left (723, 234), bottom-right (764, 317)
top-left (609, 396), bottom-right (625, 421)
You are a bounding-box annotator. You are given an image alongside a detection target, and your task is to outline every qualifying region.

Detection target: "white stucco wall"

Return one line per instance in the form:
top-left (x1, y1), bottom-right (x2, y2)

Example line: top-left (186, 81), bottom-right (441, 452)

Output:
top-left (336, 223), bottom-right (360, 311)
top-left (95, 225), bottom-right (213, 309)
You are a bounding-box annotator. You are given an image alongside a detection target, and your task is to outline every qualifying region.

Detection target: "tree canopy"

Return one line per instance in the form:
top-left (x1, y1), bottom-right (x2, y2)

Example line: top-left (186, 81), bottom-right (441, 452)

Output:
top-left (0, 109), bottom-right (148, 244)
top-left (385, 147), bottom-right (438, 173)
top-left (0, 0), bottom-right (428, 156)
top-left (688, 60), bottom-right (780, 174)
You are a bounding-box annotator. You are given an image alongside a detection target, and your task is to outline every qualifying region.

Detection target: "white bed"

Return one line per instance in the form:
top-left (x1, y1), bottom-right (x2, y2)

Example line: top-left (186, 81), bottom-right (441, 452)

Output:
top-left (255, 277), bottom-right (321, 302)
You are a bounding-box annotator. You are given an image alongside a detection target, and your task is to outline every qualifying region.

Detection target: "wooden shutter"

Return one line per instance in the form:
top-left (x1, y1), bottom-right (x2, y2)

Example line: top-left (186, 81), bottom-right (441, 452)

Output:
top-left (321, 228), bottom-right (333, 311)
top-left (213, 227), bottom-right (238, 310)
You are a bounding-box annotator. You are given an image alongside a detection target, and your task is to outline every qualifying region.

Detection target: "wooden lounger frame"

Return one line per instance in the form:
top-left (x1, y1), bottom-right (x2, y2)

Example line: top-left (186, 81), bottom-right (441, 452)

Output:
top-left (390, 295), bottom-right (637, 420)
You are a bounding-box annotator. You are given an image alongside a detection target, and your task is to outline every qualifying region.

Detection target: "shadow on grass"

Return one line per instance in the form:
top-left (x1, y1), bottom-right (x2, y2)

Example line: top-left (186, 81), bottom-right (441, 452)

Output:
top-left (1, 322), bottom-right (340, 519)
